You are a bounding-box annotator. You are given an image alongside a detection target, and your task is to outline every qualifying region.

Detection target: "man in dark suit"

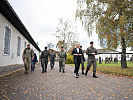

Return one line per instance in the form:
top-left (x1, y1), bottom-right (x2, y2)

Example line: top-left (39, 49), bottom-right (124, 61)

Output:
top-left (72, 43), bottom-right (83, 78)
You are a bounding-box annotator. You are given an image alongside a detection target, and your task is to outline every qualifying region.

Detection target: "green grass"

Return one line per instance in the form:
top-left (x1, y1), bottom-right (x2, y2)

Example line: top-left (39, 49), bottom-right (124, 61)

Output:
top-left (68, 61), bottom-right (133, 77)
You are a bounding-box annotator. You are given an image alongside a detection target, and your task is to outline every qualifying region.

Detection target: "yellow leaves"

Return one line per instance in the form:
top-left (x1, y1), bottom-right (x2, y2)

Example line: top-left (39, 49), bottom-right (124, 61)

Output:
top-left (124, 97), bottom-right (128, 98)
top-left (90, 87), bottom-right (93, 90)
top-left (45, 94), bottom-right (48, 97)
top-left (24, 90), bottom-right (28, 94)
top-left (112, 94), bottom-right (115, 96)
top-left (76, 91), bottom-right (79, 94)
top-left (87, 92), bottom-right (90, 95)
top-left (2, 95), bottom-right (9, 100)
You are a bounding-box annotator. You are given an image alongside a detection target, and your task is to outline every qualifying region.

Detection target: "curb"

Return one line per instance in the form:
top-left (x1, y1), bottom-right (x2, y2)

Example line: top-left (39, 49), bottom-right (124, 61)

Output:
top-left (0, 67), bottom-right (24, 78)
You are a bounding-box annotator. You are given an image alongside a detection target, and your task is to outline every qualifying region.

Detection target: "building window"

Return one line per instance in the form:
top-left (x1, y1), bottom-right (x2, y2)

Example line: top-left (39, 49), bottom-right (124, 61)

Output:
top-left (24, 42), bottom-right (26, 49)
top-left (127, 55), bottom-right (129, 58)
top-left (17, 36), bottom-right (21, 56)
top-left (4, 26), bottom-right (11, 54)
top-left (116, 54), bottom-right (118, 58)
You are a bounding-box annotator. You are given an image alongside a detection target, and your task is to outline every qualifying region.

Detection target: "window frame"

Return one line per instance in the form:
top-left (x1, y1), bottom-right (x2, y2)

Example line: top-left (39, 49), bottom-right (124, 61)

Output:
top-left (17, 36), bottom-right (21, 56)
top-left (3, 24), bottom-right (12, 56)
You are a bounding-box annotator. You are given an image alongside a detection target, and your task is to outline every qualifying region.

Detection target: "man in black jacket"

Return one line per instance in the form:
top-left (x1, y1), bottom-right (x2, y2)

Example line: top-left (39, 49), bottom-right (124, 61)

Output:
top-left (40, 47), bottom-right (50, 73)
top-left (72, 43), bottom-right (83, 78)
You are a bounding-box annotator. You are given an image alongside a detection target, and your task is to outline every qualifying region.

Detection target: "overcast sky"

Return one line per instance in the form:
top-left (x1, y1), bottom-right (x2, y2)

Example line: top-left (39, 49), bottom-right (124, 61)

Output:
top-left (8, 0), bottom-right (101, 51)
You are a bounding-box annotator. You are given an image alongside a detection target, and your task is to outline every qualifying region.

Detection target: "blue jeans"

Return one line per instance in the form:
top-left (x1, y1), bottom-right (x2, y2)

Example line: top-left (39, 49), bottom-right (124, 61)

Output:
top-left (31, 61), bottom-right (36, 71)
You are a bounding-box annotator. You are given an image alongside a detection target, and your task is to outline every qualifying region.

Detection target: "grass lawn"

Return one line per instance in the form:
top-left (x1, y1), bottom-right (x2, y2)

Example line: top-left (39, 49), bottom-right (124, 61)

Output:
top-left (68, 61), bottom-right (133, 77)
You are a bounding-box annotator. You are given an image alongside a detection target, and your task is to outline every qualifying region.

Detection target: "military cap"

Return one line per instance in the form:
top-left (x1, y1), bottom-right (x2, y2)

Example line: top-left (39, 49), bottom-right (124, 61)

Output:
top-left (90, 41), bottom-right (93, 44)
top-left (80, 45), bottom-right (82, 47)
top-left (45, 47), bottom-right (47, 49)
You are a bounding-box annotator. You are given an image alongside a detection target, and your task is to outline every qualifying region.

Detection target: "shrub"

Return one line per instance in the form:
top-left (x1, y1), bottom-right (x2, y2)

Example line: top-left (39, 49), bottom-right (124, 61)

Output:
top-left (65, 53), bottom-right (74, 64)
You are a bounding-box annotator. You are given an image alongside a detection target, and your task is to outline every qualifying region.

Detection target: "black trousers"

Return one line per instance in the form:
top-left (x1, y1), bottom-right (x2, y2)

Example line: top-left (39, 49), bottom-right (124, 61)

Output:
top-left (50, 59), bottom-right (55, 69)
top-left (41, 60), bottom-right (48, 72)
top-left (74, 59), bottom-right (81, 75)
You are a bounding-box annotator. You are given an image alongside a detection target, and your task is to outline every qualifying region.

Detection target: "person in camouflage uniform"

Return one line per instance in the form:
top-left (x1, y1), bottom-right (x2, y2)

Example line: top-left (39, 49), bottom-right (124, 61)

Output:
top-left (22, 44), bottom-right (34, 74)
top-left (58, 46), bottom-right (67, 73)
top-left (40, 47), bottom-right (50, 73)
top-left (85, 41), bottom-right (98, 78)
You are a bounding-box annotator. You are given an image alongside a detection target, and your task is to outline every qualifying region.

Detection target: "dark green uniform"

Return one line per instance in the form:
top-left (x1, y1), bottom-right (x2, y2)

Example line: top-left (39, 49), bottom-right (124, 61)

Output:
top-left (85, 46), bottom-right (97, 75)
top-left (58, 50), bottom-right (67, 73)
top-left (40, 50), bottom-right (50, 72)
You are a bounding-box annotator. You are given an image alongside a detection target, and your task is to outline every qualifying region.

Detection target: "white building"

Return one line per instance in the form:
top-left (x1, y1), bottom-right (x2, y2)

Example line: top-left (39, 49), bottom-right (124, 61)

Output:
top-left (83, 49), bottom-right (133, 61)
top-left (95, 49), bottom-right (133, 61)
top-left (0, 0), bottom-right (41, 68)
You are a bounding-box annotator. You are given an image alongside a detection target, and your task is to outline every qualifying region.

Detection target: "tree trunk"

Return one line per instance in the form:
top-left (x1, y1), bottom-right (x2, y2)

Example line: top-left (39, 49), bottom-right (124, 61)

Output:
top-left (121, 37), bottom-right (127, 68)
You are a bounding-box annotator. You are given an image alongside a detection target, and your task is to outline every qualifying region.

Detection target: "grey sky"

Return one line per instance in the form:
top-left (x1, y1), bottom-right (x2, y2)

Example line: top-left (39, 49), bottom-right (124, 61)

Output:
top-left (8, 0), bottom-right (100, 51)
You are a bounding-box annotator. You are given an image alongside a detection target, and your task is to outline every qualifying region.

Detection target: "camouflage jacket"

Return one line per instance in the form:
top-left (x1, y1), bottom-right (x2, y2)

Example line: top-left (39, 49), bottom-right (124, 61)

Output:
top-left (22, 48), bottom-right (34, 59)
top-left (58, 50), bottom-right (67, 60)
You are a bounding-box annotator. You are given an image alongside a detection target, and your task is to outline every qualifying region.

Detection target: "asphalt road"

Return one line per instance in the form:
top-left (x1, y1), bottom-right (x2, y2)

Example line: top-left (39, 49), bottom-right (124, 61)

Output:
top-left (0, 62), bottom-right (133, 100)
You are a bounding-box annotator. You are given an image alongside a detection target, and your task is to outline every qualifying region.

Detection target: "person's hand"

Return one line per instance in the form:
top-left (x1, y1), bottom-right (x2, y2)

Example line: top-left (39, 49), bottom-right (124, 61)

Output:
top-left (74, 54), bottom-right (78, 56)
top-left (91, 53), bottom-right (96, 55)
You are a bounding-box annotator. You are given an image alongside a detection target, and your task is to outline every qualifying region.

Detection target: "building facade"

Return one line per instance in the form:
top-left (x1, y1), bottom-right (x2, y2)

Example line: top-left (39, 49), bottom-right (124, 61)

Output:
top-left (0, 0), bottom-right (41, 68)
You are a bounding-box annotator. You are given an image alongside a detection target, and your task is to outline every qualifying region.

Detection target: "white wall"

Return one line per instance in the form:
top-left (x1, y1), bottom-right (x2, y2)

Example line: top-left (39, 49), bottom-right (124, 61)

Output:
top-left (0, 13), bottom-right (40, 66)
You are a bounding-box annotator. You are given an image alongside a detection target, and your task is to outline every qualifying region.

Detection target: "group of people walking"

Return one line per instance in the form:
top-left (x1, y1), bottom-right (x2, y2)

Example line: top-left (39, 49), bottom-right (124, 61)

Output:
top-left (22, 41), bottom-right (98, 79)
top-left (39, 47), bottom-right (56, 73)
top-left (72, 41), bottom-right (98, 78)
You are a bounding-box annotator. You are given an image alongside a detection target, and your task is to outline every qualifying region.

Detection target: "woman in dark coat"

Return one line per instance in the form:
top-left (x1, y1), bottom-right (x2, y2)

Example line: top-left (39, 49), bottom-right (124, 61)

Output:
top-left (31, 53), bottom-right (38, 72)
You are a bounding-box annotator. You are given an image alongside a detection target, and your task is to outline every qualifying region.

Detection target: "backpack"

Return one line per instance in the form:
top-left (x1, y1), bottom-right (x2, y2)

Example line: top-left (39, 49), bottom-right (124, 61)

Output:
top-left (42, 50), bottom-right (49, 59)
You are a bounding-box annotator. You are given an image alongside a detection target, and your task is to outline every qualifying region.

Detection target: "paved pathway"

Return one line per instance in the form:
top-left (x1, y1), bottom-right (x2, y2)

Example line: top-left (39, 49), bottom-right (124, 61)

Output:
top-left (0, 62), bottom-right (133, 100)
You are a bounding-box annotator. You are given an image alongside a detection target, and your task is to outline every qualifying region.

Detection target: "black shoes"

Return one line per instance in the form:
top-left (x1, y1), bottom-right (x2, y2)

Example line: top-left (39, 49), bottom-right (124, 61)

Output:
top-left (82, 70), bottom-right (84, 74)
top-left (59, 69), bottom-right (65, 73)
top-left (93, 74), bottom-right (98, 78)
top-left (76, 73), bottom-right (79, 78)
top-left (42, 70), bottom-right (47, 73)
top-left (85, 72), bottom-right (87, 76)
top-left (25, 72), bottom-right (28, 74)
top-left (63, 70), bottom-right (65, 73)
top-left (59, 69), bottom-right (61, 72)
top-left (76, 73), bottom-right (79, 76)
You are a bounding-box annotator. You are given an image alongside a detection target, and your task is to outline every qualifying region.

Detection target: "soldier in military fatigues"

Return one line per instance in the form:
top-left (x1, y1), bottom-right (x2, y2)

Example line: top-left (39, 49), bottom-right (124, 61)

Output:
top-left (49, 50), bottom-right (56, 70)
top-left (22, 44), bottom-right (34, 74)
top-left (85, 41), bottom-right (98, 78)
top-left (58, 46), bottom-right (67, 73)
top-left (40, 47), bottom-right (50, 73)
top-left (80, 45), bottom-right (85, 74)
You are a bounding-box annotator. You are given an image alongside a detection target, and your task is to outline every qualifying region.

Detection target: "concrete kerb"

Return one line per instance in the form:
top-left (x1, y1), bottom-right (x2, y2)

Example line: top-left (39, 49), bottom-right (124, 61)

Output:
top-left (0, 64), bottom-right (24, 78)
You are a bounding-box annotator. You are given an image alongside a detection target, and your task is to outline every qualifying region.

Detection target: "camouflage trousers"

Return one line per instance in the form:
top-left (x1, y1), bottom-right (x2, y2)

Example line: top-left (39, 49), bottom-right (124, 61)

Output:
top-left (59, 59), bottom-right (65, 70)
top-left (24, 57), bottom-right (31, 74)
